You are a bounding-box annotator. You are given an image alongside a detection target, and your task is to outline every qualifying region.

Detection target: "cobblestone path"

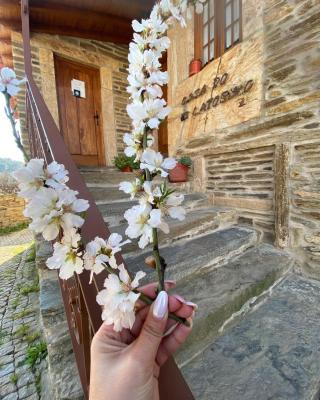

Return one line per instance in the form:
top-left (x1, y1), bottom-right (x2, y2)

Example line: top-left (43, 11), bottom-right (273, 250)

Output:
top-left (0, 229), bottom-right (46, 400)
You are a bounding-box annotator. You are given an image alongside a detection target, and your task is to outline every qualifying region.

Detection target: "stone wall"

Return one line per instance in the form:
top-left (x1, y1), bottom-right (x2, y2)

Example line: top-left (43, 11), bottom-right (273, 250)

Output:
top-left (0, 195), bottom-right (29, 229)
top-left (11, 32), bottom-right (130, 165)
top-left (206, 145), bottom-right (275, 237)
top-left (290, 141), bottom-right (320, 279)
top-left (167, 0), bottom-right (320, 276)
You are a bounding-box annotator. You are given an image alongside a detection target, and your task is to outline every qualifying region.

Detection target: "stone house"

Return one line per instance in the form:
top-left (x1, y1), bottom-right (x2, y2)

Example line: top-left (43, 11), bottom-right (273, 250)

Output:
top-left (167, 0), bottom-right (320, 278)
top-left (1, 0), bottom-right (320, 399)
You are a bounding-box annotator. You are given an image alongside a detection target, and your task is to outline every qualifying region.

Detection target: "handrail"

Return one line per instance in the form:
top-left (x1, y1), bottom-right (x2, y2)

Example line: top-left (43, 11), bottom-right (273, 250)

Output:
top-left (21, 0), bottom-right (194, 399)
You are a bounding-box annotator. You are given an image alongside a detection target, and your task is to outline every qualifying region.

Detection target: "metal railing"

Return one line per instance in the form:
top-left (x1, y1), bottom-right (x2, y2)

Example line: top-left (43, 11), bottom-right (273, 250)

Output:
top-left (21, 0), bottom-right (194, 398)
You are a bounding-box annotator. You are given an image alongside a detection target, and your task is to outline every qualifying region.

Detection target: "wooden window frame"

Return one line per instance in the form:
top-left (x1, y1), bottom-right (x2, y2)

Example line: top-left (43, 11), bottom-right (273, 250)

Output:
top-left (194, 0), bottom-right (242, 66)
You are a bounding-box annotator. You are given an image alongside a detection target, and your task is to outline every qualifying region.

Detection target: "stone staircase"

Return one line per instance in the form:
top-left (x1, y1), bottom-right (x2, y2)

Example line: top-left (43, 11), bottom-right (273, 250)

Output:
top-left (81, 167), bottom-right (320, 400)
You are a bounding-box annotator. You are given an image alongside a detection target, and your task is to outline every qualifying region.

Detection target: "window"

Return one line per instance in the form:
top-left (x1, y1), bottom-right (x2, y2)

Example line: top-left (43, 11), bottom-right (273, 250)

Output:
top-left (195, 0), bottom-right (242, 66)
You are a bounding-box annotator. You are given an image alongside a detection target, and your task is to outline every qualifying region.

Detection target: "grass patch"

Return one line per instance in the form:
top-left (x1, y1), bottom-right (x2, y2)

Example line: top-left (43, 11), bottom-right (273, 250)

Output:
top-left (10, 373), bottom-right (18, 385)
top-left (10, 297), bottom-right (20, 310)
top-left (26, 244), bottom-right (36, 262)
top-left (14, 308), bottom-right (33, 320)
top-left (0, 329), bottom-right (9, 345)
top-left (0, 222), bottom-right (29, 237)
top-left (25, 331), bottom-right (41, 344)
top-left (19, 281), bottom-right (39, 296)
top-left (2, 268), bottom-right (16, 278)
top-left (25, 341), bottom-right (47, 369)
top-left (15, 324), bottom-right (30, 339)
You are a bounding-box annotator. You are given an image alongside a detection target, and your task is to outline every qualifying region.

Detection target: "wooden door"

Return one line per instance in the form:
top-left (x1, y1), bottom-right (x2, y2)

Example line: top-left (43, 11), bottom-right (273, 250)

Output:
top-left (54, 56), bottom-right (105, 166)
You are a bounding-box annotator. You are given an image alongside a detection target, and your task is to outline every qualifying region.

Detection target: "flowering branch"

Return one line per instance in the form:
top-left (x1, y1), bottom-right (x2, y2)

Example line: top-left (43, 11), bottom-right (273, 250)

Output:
top-left (1, 67), bottom-right (29, 162)
top-left (12, 0), bottom-right (204, 334)
top-left (122, 0), bottom-right (206, 296)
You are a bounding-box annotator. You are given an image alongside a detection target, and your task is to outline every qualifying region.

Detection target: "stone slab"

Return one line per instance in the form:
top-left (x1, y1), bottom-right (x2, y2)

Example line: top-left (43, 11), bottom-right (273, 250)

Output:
top-left (113, 207), bottom-right (237, 254)
top-left (98, 193), bottom-right (209, 226)
top-left (182, 274), bottom-right (320, 400)
top-left (80, 169), bottom-right (134, 185)
top-left (39, 269), bottom-right (65, 325)
top-left (89, 186), bottom-right (130, 203)
top-left (125, 227), bottom-right (258, 283)
top-left (174, 244), bottom-right (293, 365)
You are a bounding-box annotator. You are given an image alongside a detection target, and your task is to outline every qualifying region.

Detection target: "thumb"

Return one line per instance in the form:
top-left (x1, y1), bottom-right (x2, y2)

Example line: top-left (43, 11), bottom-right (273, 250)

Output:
top-left (134, 291), bottom-right (168, 364)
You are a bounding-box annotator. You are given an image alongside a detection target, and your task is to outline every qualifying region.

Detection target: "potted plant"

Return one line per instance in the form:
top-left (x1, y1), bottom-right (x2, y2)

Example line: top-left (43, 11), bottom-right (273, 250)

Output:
top-left (189, 59), bottom-right (202, 76)
top-left (113, 154), bottom-right (139, 172)
top-left (169, 156), bottom-right (192, 182)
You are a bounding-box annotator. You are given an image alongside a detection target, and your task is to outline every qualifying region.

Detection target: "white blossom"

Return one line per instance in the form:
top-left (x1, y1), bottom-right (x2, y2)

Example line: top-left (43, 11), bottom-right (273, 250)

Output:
top-left (132, 5), bottom-right (168, 36)
top-left (124, 203), bottom-right (170, 248)
top-left (13, 159), bottom-right (69, 199)
top-left (46, 229), bottom-right (84, 280)
top-left (123, 131), bottom-right (154, 160)
top-left (139, 181), bottom-right (162, 206)
top-left (84, 234), bottom-right (130, 283)
top-left (46, 161), bottom-right (69, 189)
top-left (148, 208), bottom-right (170, 234)
top-left (124, 203), bottom-right (153, 249)
top-left (159, 0), bottom-right (187, 27)
top-left (0, 67), bottom-right (26, 96)
top-left (127, 98), bottom-right (170, 130)
top-left (13, 159), bottom-right (45, 199)
top-left (119, 178), bottom-right (142, 200)
top-left (140, 149), bottom-right (176, 177)
top-left (25, 187), bottom-right (89, 241)
top-left (96, 264), bottom-right (146, 332)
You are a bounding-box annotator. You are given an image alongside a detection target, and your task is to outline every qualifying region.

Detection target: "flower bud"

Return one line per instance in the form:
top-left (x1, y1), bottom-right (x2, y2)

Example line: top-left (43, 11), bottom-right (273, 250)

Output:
top-left (145, 255), bottom-right (156, 269)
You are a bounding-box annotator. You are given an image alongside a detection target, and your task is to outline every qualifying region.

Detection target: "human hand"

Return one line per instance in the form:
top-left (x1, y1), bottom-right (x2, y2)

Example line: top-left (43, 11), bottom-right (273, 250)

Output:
top-left (89, 281), bottom-right (196, 400)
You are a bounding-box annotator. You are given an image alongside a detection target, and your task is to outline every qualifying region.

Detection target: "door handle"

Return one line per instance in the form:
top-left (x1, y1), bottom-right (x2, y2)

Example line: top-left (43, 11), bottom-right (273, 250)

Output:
top-left (93, 112), bottom-right (99, 126)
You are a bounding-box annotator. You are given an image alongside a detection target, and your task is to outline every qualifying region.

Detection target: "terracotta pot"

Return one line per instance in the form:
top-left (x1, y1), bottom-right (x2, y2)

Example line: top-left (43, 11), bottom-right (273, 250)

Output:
top-left (189, 59), bottom-right (202, 77)
top-left (121, 166), bottom-right (132, 172)
top-left (169, 163), bottom-right (189, 182)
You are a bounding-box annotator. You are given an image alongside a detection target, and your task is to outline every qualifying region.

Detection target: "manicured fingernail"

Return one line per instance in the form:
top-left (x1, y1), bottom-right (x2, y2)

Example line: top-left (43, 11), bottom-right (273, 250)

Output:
top-left (186, 301), bottom-right (198, 311)
top-left (187, 317), bottom-right (193, 329)
top-left (153, 291), bottom-right (168, 320)
top-left (164, 323), bottom-right (178, 337)
top-left (165, 280), bottom-right (176, 286)
top-left (173, 294), bottom-right (185, 303)
top-left (172, 294), bottom-right (198, 310)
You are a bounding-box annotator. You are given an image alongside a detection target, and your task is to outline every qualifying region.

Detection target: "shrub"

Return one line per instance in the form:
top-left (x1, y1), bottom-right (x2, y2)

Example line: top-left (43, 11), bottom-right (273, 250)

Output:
top-left (179, 156), bottom-right (192, 168)
top-left (113, 154), bottom-right (140, 170)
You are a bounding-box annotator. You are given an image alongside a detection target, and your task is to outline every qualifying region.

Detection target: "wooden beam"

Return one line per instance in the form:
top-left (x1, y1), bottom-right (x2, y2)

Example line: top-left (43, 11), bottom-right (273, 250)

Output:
top-left (29, 4), bottom-right (133, 43)
top-left (0, 1), bottom-right (134, 43)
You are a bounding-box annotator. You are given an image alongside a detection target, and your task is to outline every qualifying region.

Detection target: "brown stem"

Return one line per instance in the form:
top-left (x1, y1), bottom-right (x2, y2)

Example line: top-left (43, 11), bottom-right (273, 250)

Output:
top-left (142, 128), bottom-right (166, 293)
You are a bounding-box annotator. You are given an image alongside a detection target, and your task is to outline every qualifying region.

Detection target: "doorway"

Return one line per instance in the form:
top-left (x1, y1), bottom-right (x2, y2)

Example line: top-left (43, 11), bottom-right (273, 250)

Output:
top-left (54, 56), bottom-right (105, 166)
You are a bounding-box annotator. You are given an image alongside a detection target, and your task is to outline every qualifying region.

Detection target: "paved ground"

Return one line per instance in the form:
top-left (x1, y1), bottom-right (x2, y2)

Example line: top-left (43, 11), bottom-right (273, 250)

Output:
top-left (0, 229), bottom-right (46, 400)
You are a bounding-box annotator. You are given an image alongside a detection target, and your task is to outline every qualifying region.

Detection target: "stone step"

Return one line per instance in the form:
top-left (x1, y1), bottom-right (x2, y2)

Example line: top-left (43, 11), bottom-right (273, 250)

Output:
top-left (124, 226), bottom-right (259, 283)
top-left (99, 193), bottom-right (209, 226)
top-left (80, 169), bottom-right (135, 186)
top-left (86, 182), bottom-right (196, 204)
top-left (113, 207), bottom-right (238, 254)
top-left (173, 244), bottom-right (293, 367)
top-left (80, 166), bottom-right (118, 173)
top-left (182, 274), bottom-right (320, 400)
top-left (91, 186), bottom-right (131, 203)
